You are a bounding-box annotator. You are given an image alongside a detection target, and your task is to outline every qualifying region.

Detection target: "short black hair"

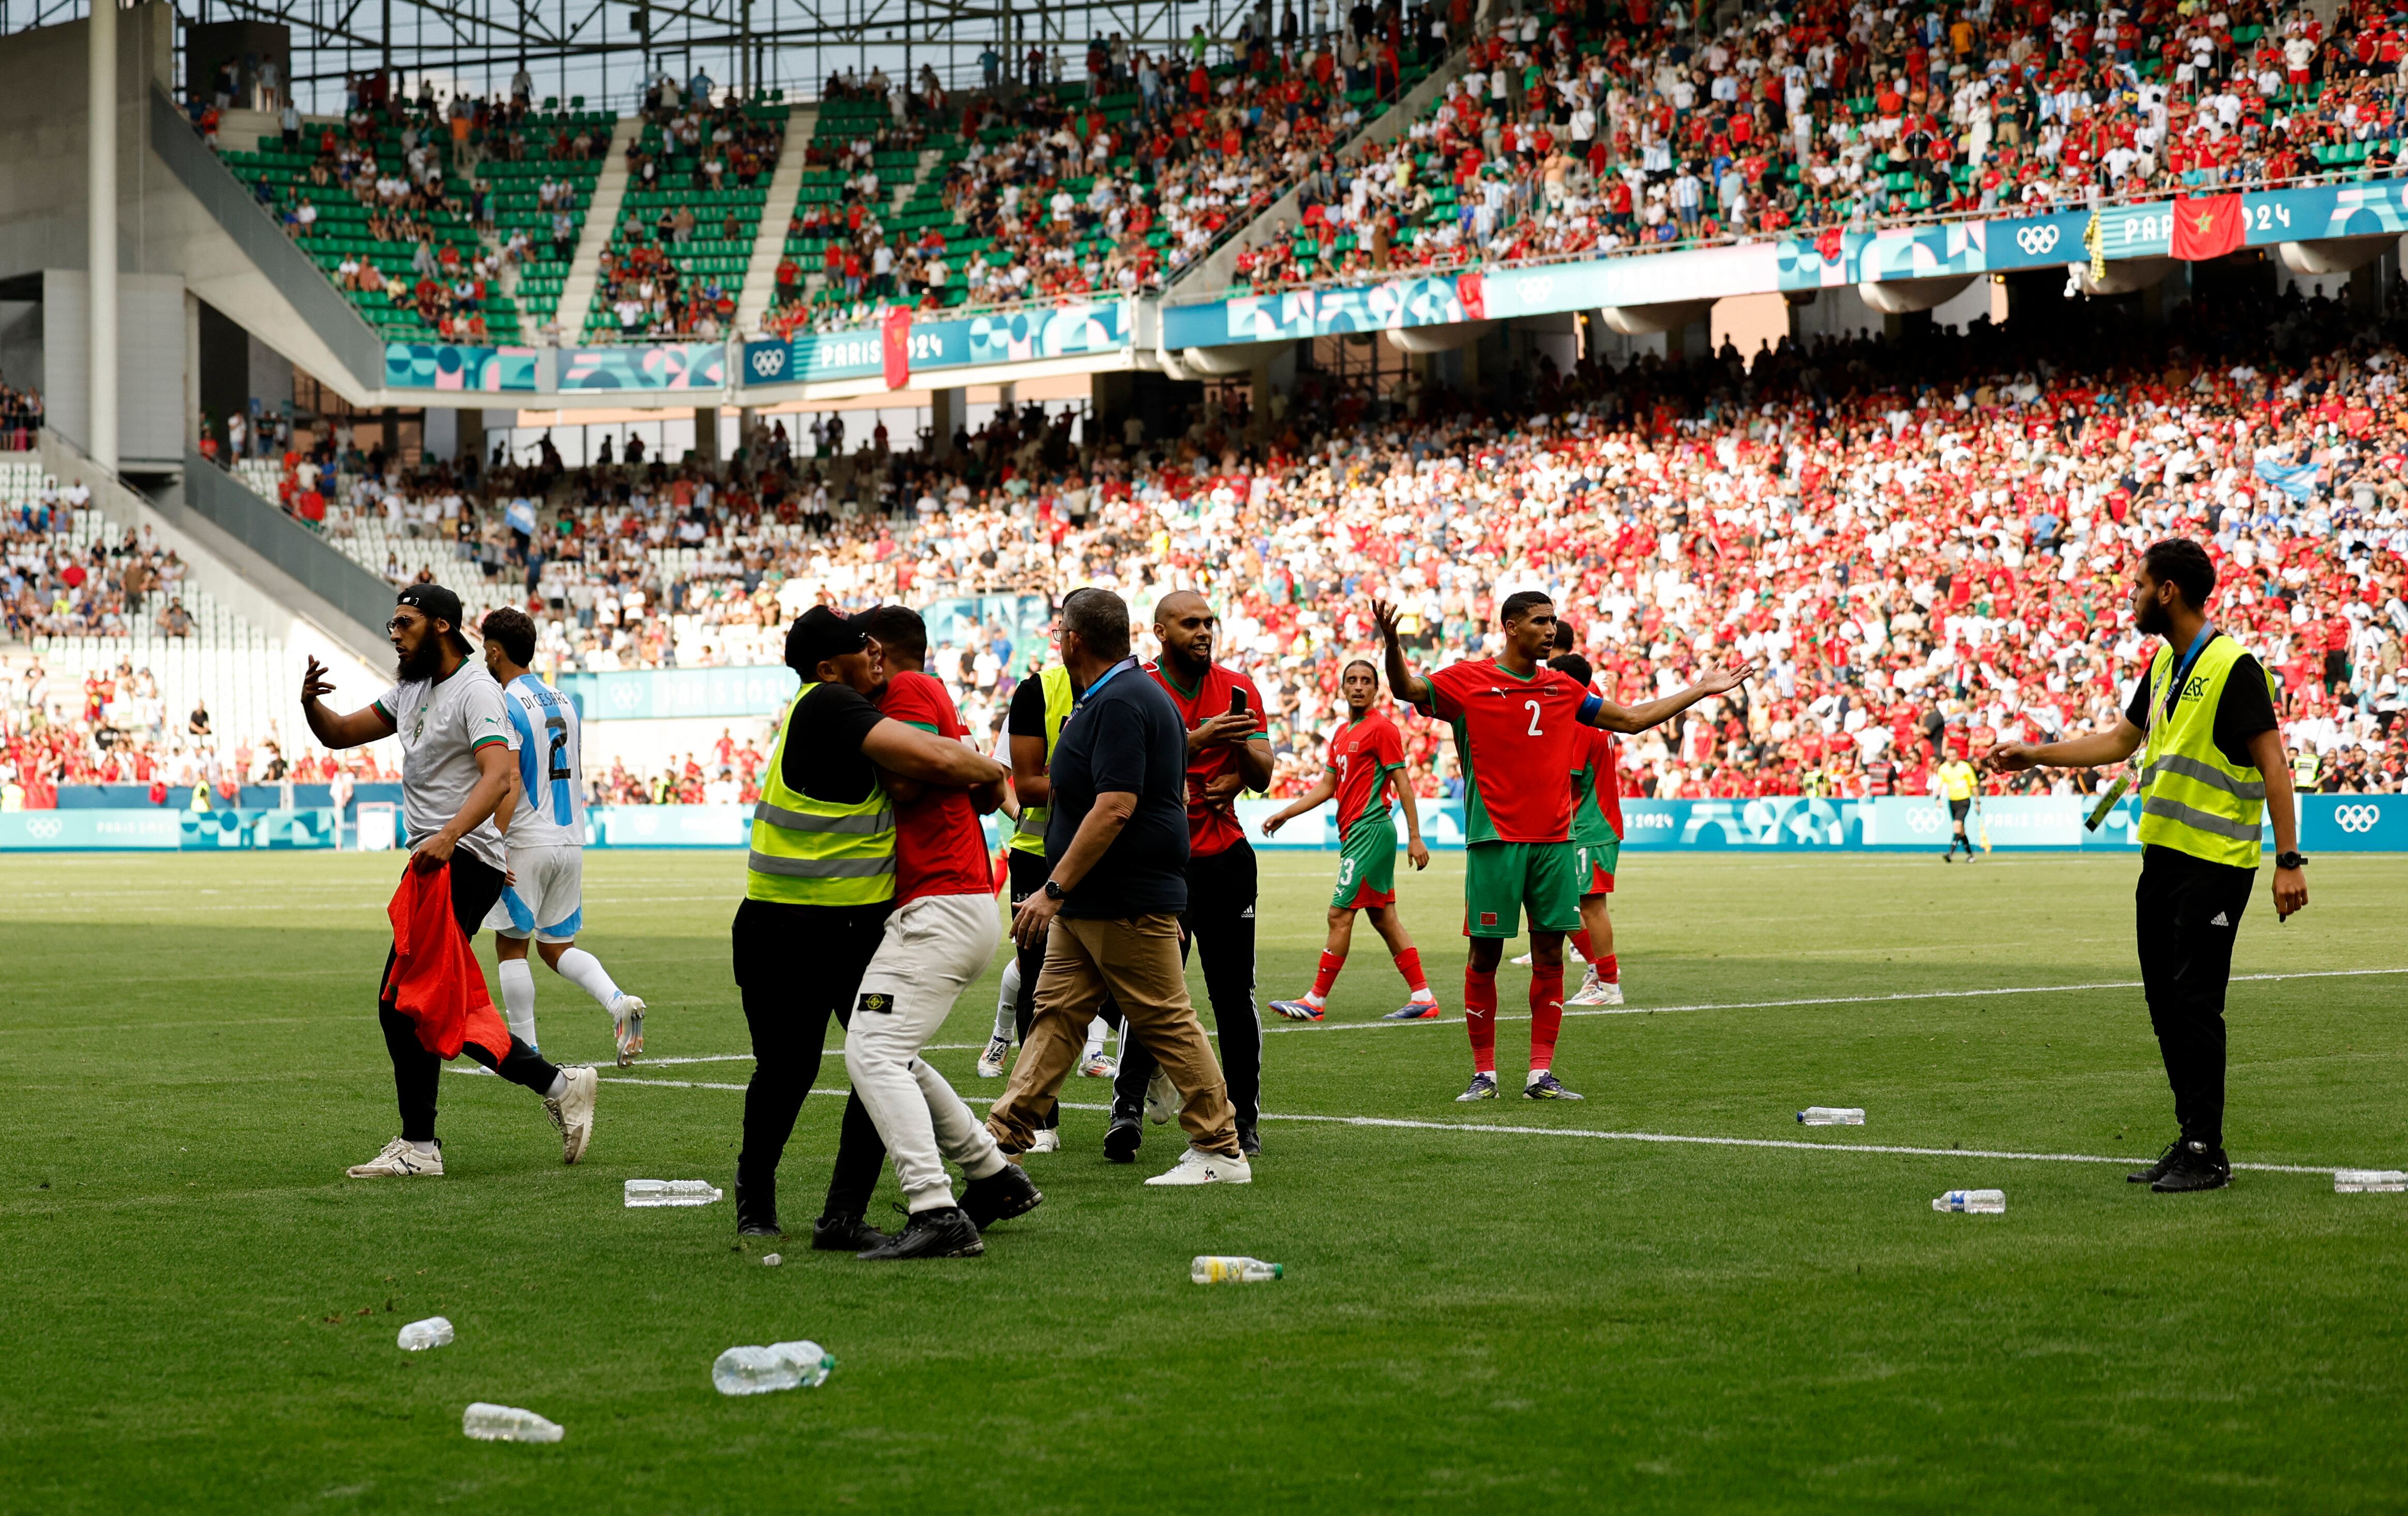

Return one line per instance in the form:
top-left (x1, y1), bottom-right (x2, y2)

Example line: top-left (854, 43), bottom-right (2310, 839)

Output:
top-left (2141, 538), bottom-right (2216, 611)
top-left (1552, 619), bottom-right (1577, 654)
top-left (861, 603), bottom-right (928, 661)
top-left (1062, 587), bottom-right (1130, 661)
top-left (1548, 652), bottom-right (1593, 687)
top-left (1500, 590), bottom-right (1554, 627)
top-left (479, 606), bottom-right (537, 666)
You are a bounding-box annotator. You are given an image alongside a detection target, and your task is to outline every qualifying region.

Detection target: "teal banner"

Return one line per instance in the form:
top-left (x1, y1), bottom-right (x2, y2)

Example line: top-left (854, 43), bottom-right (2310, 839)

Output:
top-left (555, 664), bottom-right (800, 721)
top-left (743, 301), bottom-right (1132, 388)
top-left (384, 342), bottom-right (539, 392)
top-left (559, 342), bottom-right (728, 392)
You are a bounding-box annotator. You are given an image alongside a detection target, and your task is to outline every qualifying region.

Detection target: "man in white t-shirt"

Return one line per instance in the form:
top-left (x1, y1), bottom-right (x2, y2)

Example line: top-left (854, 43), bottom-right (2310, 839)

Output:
top-left (301, 584), bottom-right (599, 1178)
top-left (475, 607), bottom-right (648, 1065)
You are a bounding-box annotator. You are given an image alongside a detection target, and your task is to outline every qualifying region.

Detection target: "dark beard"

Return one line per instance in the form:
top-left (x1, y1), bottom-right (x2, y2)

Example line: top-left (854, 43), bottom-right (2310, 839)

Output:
top-left (2134, 597), bottom-right (2171, 637)
top-left (395, 638), bottom-right (446, 682)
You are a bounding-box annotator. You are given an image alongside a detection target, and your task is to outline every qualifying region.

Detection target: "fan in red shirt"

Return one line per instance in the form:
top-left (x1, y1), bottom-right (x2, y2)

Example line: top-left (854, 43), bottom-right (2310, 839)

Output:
top-left (1374, 592), bottom-right (1756, 1102)
top-left (841, 605), bottom-right (1042, 1256)
top-left (1258, 658), bottom-right (1436, 1022)
top-left (1104, 589), bottom-right (1275, 1158)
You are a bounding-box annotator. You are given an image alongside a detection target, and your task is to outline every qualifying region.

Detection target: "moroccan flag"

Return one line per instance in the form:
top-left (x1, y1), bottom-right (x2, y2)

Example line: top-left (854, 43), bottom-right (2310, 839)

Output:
top-left (881, 305), bottom-right (912, 390)
top-left (1455, 268), bottom-right (1486, 320)
top-left (2170, 193), bottom-right (2245, 261)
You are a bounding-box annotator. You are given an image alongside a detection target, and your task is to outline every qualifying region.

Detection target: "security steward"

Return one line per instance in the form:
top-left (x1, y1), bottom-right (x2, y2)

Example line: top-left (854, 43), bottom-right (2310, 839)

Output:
top-left (732, 605), bottom-right (1011, 1245)
top-left (1987, 539), bottom-right (2310, 1193)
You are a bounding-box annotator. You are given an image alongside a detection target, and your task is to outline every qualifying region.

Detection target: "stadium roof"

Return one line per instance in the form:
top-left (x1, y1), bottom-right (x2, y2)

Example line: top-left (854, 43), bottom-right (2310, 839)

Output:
top-left (5, 0), bottom-right (1232, 113)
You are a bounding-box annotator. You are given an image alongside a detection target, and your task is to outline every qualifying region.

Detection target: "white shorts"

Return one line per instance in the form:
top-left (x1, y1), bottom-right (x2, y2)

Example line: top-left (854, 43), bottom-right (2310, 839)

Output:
top-left (482, 845), bottom-right (585, 942)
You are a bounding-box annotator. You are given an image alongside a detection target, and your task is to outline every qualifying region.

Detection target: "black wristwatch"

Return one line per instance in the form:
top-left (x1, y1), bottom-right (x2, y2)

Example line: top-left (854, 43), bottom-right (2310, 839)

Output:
top-left (2276, 852), bottom-right (2308, 870)
top-left (1043, 878), bottom-right (1068, 901)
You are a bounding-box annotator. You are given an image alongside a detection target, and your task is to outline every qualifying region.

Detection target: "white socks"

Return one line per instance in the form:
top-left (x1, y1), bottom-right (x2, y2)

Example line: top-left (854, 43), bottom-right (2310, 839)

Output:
top-left (1081, 1015), bottom-right (1114, 1059)
top-left (553, 947), bottom-right (623, 1011)
top-left (993, 959), bottom-right (1021, 1042)
top-left (543, 1070), bottom-right (569, 1100)
top-left (498, 958), bottom-right (539, 1050)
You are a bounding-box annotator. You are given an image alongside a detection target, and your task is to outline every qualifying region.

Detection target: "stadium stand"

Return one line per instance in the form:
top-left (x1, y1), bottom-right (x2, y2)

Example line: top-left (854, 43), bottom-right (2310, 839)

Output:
top-left (174, 279), bottom-right (2408, 807)
top-left (1258, 0), bottom-right (2408, 291)
top-left (581, 94), bottom-right (788, 340)
top-left (208, 95), bottom-right (612, 342)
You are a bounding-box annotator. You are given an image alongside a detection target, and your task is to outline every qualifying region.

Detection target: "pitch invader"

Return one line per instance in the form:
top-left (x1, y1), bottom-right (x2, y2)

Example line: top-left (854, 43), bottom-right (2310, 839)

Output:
top-left (1262, 658), bottom-right (1438, 1022)
top-left (1550, 653), bottom-right (1626, 1006)
top-left (477, 608), bottom-right (648, 1064)
top-left (1372, 593), bottom-right (1754, 1101)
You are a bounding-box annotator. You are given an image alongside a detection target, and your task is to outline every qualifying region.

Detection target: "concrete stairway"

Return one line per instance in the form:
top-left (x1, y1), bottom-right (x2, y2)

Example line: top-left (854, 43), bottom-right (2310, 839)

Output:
top-left (734, 103), bottom-right (816, 338)
top-left (555, 115), bottom-right (644, 344)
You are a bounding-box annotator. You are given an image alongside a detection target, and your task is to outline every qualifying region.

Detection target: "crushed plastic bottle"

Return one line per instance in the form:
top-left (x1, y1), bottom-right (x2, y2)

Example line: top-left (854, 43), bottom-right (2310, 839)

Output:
top-left (711, 1341), bottom-right (835, 1396)
top-left (625, 1179), bottom-right (723, 1207)
top-left (1191, 1255), bottom-right (1283, 1284)
top-left (396, 1316), bottom-right (454, 1351)
top-left (462, 1403), bottom-right (564, 1443)
top-left (1932, 1189), bottom-right (2007, 1214)
top-left (2334, 1170), bottom-right (2408, 1193)
top-left (760, 1253), bottom-right (782, 1267)
top-left (1796, 1107), bottom-right (1867, 1126)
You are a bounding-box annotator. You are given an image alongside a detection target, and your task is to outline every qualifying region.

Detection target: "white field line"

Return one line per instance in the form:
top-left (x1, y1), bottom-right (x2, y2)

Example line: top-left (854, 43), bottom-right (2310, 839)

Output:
top-left (441, 1069), bottom-right (2354, 1176)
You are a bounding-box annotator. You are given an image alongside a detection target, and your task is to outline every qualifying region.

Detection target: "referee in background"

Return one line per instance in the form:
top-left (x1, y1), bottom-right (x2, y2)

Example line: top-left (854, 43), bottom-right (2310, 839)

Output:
top-left (1987, 539), bottom-right (2310, 1194)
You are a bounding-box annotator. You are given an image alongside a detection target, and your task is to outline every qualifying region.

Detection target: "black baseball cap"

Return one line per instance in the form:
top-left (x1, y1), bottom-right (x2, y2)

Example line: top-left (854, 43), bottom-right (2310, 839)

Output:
top-left (784, 604), bottom-right (872, 672)
top-left (395, 583), bottom-right (474, 653)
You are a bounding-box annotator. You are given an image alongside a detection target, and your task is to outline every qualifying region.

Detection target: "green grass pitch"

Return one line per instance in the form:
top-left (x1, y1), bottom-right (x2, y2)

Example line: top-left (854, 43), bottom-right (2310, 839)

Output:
top-left (5, 847), bottom-right (2406, 1513)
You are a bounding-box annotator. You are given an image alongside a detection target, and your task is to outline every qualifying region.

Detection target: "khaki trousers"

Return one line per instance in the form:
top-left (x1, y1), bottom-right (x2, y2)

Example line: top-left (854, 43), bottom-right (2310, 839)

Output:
top-left (987, 912), bottom-right (1240, 1158)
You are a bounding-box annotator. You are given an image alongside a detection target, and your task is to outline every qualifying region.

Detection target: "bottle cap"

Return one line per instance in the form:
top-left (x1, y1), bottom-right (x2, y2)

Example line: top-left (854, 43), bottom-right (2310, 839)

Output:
top-left (1271, 1263), bottom-right (1284, 1278)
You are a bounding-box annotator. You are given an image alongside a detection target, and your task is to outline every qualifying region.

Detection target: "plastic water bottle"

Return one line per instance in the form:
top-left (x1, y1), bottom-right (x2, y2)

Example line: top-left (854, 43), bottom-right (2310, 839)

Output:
top-left (761, 1253), bottom-right (783, 1267)
top-left (1191, 1255), bottom-right (1283, 1284)
top-left (2334, 1170), bottom-right (2408, 1193)
top-left (462, 1404), bottom-right (564, 1443)
top-left (711, 1341), bottom-right (836, 1396)
top-left (625, 1179), bottom-right (723, 1207)
top-left (396, 1316), bottom-right (454, 1351)
top-left (1797, 1107), bottom-right (1866, 1126)
top-left (1932, 1189), bottom-right (2007, 1214)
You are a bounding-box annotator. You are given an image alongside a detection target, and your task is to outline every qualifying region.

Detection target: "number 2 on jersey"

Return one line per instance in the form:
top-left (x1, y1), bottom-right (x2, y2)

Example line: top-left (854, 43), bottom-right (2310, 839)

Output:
top-left (1524, 699), bottom-right (1543, 737)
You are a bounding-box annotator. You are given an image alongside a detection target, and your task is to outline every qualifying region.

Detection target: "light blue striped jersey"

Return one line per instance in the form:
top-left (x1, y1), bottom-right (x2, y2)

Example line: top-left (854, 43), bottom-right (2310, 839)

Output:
top-left (499, 673), bottom-right (586, 848)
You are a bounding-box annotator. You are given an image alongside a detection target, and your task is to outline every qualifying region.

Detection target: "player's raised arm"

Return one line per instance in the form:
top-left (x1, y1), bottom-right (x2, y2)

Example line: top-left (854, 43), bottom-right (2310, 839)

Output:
top-left (1370, 599), bottom-right (1433, 708)
top-left (1580, 653), bottom-right (1759, 734)
top-left (300, 655), bottom-right (398, 750)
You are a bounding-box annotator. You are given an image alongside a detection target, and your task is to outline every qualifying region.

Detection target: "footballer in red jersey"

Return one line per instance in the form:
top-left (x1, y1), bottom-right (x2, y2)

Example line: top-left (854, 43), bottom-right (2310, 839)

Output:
top-left (1553, 651), bottom-right (1626, 1008)
top-left (1259, 659), bottom-right (1437, 1022)
top-left (1374, 591), bottom-right (1754, 1103)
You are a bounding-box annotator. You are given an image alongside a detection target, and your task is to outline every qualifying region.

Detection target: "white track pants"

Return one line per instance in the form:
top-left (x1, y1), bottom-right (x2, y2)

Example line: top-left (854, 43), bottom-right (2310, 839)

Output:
top-left (847, 892), bottom-right (1010, 1212)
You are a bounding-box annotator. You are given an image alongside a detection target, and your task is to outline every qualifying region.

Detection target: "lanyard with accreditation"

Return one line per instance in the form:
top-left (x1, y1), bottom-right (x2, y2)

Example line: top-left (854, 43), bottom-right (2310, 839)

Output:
top-left (2084, 624), bottom-right (2215, 832)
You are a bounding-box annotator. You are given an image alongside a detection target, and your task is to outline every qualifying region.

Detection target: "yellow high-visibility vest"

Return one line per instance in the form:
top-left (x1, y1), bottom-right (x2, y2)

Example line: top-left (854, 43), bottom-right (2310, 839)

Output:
top-left (2135, 634), bottom-right (2275, 870)
top-left (1007, 664), bottom-right (1076, 858)
top-left (745, 681), bottom-right (896, 906)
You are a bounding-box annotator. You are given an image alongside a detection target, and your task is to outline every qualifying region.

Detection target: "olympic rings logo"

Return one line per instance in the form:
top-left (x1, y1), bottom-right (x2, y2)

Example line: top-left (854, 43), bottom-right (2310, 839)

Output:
top-left (1906, 808), bottom-right (1943, 833)
top-left (749, 347), bottom-right (788, 379)
top-left (2016, 224), bottom-right (2061, 255)
top-left (2334, 804), bottom-right (2383, 834)
top-left (25, 816), bottom-right (61, 839)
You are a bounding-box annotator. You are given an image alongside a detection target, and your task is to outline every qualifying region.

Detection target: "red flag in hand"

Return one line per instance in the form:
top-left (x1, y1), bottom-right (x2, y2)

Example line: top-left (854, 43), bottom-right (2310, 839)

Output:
top-left (881, 304), bottom-right (912, 390)
top-left (2170, 193), bottom-right (2245, 261)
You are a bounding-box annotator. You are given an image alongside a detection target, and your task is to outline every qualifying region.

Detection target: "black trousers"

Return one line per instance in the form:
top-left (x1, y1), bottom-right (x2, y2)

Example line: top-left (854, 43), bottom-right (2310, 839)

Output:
top-left (1112, 841), bottom-right (1262, 1129)
top-left (731, 897), bottom-right (890, 1223)
top-left (378, 852), bottom-right (562, 1144)
top-left (2134, 845), bottom-right (2256, 1150)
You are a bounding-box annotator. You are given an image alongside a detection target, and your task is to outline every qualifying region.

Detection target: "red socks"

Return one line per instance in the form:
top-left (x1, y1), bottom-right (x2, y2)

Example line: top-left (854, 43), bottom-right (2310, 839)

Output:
top-left (1463, 967), bottom-right (1498, 1074)
top-left (1310, 950), bottom-right (1344, 1000)
top-left (1569, 928), bottom-right (1595, 963)
top-left (1393, 947), bottom-right (1428, 994)
top-left (1598, 953), bottom-right (1619, 984)
top-left (1529, 964), bottom-right (1565, 1070)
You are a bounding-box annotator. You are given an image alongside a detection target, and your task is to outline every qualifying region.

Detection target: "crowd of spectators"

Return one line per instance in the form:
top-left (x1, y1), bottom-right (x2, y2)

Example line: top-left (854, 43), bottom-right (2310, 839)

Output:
top-left (0, 384), bottom-right (43, 451)
top-left (592, 86), bottom-right (786, 341)
top-left (1249, 0), bottom-right (2408, 292)
top-left (0, 497), bottom-right (207, 643)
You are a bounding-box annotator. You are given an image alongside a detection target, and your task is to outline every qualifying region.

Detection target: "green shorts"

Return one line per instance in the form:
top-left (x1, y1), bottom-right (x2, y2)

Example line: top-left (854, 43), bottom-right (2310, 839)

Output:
top-left (1462, 840), bottom-right (1582, 939)
top-left (1575, 836), bottom-right (1619, 897)
top-left (1332, 816), bottom-right (1398, 909)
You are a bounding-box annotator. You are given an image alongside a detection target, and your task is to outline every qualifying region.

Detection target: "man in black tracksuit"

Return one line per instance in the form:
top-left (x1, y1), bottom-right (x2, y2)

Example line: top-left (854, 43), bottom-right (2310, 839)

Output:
top-left (1105, 590), bottom-right (1274, 1158)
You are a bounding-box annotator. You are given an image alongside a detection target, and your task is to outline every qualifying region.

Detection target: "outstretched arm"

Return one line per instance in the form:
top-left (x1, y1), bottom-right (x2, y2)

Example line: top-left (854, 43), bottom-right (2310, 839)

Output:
top-left (1370, 599), bottom-right (1433, 708)
top-left (1260, 769), bottom-right (1336, 836)
top-left (300, 656), bottom-right (398, 750)
top-left (1583, 654), bottom-right (1760, 734)
top-left (862, 717), bottom-right (1012, 789)
top-left (1984, 718), bottom-right (2145, 772)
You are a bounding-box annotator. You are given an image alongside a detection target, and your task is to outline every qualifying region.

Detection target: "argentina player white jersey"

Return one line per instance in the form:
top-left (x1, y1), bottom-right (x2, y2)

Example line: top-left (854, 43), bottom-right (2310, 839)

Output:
top-left (502, 673), bottom-right (587, 850)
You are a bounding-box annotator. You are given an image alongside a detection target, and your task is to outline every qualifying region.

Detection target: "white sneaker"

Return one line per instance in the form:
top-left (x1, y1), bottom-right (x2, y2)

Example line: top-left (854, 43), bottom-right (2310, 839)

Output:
top-left (1079, 1051), bottom-right (1118, 1079)
top-left (1027, 1128), bottom-right (1062, 1154)
top-left (1509, 943), bottom-right (1586, 968)
top-left (1142, 1145), bottom-right (1253, 1186)
top-left (610, 993), bottom-right (646, 1066)
top-left (347, 1135), bottom-right (442, 1178)
top-left (543, 1066), bottom-right (598, 1164)
top-left (1509, 949), bottom-right (1534, 967)
top-left (1145, 1070), bottom-right (1177, 1126)
top-left (1567, 970), bottom-right (1621, 1007)
top-left (976, 1035), bottom-right (1012, 1079)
